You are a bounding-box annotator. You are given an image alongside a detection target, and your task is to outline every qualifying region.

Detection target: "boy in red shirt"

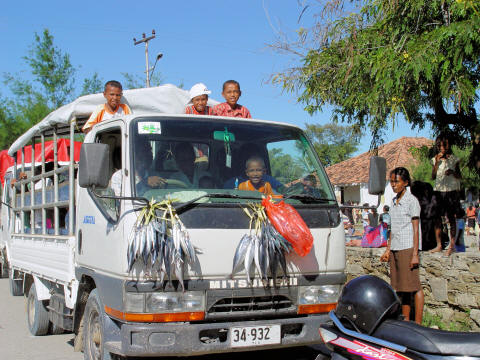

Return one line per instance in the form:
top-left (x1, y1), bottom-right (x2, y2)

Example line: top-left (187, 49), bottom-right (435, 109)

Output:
top-left (184, 83), bottom-right (215, 115)
top-left (213, 80), bottom-right (251, 118)
top-left (82, 80), bottom-right (131, 133)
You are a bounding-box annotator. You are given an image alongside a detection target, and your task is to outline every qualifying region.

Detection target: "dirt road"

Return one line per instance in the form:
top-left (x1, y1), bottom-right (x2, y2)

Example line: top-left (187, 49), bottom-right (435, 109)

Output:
top-left (0, 278), bottom-right (323, 360)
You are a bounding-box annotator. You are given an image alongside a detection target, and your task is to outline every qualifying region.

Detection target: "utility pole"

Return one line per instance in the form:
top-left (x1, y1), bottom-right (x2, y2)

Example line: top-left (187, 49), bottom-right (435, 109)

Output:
top-left (133, 30), bottom-right (156, 87)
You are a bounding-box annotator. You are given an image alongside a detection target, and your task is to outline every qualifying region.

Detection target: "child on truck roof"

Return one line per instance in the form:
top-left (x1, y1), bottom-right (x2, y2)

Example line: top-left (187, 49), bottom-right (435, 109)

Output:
top-left (82, 80), bottom-right (132, 133)
top-left (238, 156), bottom-right (274, 196)
top-left (213, 80), bottom-right (251, 118)
top-left (184, 83), bottom-right (215, 115)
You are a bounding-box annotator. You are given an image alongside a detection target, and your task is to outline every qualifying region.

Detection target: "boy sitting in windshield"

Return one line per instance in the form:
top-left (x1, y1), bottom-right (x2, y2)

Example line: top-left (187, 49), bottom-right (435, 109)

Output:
top-left (213, 80), bottom-right (251, 118)
top-left (238, 156), bottom-right (274, 196)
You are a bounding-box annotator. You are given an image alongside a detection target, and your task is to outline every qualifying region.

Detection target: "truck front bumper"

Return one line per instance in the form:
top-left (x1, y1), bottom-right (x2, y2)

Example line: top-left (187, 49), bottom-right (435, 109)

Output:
top-left (104, 314), bottom-right (328, 357)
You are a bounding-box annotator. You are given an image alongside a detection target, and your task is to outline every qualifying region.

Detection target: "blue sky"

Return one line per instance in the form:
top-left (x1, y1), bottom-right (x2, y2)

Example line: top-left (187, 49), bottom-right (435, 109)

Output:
top-left (0, 0), bottom-right (432, 155)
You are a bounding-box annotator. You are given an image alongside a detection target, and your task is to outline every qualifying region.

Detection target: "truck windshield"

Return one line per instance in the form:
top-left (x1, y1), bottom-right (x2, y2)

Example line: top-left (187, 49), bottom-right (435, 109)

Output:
top-left (131, 117), bottom-right (336, 205)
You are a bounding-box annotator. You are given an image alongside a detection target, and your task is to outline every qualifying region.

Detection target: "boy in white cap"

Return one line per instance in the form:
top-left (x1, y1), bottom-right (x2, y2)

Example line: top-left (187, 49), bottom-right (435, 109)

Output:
top-left (185, 83), bottom-right (215, 115)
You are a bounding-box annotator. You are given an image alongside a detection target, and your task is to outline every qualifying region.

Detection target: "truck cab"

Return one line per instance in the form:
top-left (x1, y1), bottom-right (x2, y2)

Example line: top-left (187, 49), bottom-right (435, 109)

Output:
top-left (77, 114), bottom-right (345, 356)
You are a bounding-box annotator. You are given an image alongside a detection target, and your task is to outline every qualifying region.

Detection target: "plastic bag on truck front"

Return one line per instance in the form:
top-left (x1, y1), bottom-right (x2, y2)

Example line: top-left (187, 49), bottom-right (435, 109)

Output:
top-left (261, 197), bottom-right (313, 256)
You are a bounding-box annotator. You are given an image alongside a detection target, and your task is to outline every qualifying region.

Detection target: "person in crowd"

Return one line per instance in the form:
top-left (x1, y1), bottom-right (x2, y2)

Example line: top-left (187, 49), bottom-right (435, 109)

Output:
top-left (368, 207), bottom-right (379, 227)
top-left (455, 207), bottom-right (466, 252)
top-left (466, 203), bottom-right (476, 236)
top-left (82, 80), bottom-right (131, 133)
top-left (380, 167), bottom-right (424, 325)
top-left (361, 204), bottom-right (370, 228)
top-left (184, 83), bottom-right (215, 115)
top-left (410, 181), bottom-right (441, 251)
top-left (238, 156), bottom-right (274, 196)
top-left (379, 205), bottom-right (391, 240)
top-left (430, 132), bottom-right (462, 255)
top-left (213, 80), bottom-right (251, 118)
top-left (475, 203), bottom-right (480, 235)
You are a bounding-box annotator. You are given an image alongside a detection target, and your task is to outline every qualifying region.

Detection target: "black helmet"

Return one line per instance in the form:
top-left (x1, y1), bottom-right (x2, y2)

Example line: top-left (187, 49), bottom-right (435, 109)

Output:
top-left (335, 275), bottom-right (401, 334)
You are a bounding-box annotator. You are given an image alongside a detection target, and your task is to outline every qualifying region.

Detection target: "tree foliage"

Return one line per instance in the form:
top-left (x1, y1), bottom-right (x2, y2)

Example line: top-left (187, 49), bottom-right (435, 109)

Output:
top-left (304, 122), bottom-right (361, 166)
top-left (0, 29), bottom-right (104, 149)
top-left (268, 147), bottom-right (305, 184)
top-left (272, 0), bottom-right (480, 151)
top-left (80, 72), bottom-right (104, 96)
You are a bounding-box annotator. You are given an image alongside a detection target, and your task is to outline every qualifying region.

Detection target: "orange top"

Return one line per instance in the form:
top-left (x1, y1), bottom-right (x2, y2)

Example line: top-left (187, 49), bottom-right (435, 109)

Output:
top-left (82, 103), bottom-right (131, 131)
top-left (238, 180), bottom-right (274, 196)
top-left (466, 207), bottom-right (476, 219)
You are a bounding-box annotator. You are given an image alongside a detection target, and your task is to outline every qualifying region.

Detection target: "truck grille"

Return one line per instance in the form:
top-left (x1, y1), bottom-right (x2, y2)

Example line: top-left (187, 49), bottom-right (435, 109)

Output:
top-left (209, 295), bottom-right (294, 313)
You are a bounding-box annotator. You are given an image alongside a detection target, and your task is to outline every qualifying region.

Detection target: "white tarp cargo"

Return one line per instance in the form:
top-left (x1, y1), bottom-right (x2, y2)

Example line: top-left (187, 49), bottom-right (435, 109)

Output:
top-left (8, 84), bottom-right (219, 156)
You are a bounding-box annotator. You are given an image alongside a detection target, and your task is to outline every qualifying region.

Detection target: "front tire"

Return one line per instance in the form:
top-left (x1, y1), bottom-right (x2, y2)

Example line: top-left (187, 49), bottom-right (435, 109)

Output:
top-left (83, 289), bottom-right (123, 360)
top-left (27, 283), bottom-right (50, 336)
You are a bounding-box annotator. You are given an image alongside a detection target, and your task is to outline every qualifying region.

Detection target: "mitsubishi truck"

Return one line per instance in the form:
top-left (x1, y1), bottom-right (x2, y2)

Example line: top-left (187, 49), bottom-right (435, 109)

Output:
top-left (1, 85), bottom-right (385, 359)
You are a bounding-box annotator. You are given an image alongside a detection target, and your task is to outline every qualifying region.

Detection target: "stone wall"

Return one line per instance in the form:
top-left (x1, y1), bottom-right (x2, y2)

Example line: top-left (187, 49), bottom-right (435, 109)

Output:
top-left (346, 245), bottom-right (480, 330)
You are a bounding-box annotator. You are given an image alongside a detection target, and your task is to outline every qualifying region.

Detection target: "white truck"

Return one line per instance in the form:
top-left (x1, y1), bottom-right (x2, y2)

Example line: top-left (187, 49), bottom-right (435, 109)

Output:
top-left (1, 85), bottom-right (385, 359)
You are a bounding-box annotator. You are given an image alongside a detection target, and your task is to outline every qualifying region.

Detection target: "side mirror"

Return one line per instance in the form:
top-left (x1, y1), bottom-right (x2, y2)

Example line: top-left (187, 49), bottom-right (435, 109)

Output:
top-left (368, 156), bottom-right (386, 195)
top-left (79, 143), bottom-right (110, 189)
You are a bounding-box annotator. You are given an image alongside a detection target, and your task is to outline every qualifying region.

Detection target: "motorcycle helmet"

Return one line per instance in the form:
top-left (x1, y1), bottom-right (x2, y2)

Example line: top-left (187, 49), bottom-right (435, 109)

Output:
top-left (335, 275), bottom-right (401, 334)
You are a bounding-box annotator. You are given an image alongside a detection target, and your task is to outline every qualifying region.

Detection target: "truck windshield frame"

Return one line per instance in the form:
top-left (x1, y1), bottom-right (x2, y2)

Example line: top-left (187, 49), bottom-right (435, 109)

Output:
top-left (129, 116), bottom-right (336, 206)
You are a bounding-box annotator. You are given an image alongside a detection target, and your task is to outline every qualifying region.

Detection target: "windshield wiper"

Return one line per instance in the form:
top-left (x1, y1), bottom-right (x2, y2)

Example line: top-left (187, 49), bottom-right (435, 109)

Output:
top-left (284, 194), bottom-right (333, 203)
top-left (174, 192), bottom-right (263, 213)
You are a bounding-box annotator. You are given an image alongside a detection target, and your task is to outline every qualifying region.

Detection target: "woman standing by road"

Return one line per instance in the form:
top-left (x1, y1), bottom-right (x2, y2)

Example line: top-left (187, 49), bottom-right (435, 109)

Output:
top-left (380, 167), bottom-right (424, 324)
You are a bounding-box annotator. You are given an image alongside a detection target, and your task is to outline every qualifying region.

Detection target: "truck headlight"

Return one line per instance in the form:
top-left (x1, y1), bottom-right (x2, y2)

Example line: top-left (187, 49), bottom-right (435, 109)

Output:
top-left (124, 291), bottom-right (205, 313)
top-left (297, 285), bottom-right (341, 314)
top-left (298, 285), bottom-right (341, 305)
top-left (145, 291), bottom-right (205, 313)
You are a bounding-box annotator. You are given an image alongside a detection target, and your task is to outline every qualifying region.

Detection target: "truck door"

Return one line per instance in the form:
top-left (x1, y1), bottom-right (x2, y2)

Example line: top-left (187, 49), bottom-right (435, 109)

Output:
top-left (76, 126), bottom-right (126, 274)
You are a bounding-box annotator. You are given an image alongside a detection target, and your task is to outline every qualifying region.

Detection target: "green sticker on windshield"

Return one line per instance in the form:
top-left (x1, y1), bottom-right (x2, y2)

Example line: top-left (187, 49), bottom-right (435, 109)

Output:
top-left (138, 122), bottom-right (161, 134)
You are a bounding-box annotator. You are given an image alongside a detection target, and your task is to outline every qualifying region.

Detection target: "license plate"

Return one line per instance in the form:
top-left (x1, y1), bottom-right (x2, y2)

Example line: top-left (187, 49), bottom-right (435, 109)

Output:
top-left (230, 324), bottom-right (281, 347)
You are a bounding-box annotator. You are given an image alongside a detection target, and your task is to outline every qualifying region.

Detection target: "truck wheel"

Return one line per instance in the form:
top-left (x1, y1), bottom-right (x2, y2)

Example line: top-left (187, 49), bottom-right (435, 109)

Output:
top-left (27, 283), bottom-right (50, 336)
top-left (83, 289), bottom-right (122, 360)
top-left (9, 272), bottom-right (23, 296)
top-left (49, 322), bottom-right (64, 335)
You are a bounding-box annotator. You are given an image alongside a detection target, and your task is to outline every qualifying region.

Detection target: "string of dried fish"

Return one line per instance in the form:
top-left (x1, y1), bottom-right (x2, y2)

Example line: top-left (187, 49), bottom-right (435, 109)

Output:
top-left (127, 199), bottom-right (198, 290)
top-left (232, 203), bottom-right (292, 285)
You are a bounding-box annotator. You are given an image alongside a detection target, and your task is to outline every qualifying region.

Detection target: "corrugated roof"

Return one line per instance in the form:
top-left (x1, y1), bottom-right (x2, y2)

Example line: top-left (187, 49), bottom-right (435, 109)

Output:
top-left (325, 136), bottom-right (433, 185)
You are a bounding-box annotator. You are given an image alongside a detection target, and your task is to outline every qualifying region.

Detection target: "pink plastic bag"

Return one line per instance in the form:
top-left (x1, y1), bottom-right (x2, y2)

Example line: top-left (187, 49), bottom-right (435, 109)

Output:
top-left (262, 197), bottom-right (314, 256)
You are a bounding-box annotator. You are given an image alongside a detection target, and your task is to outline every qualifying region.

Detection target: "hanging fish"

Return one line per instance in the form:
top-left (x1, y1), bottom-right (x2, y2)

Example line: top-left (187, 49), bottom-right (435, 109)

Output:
top-left (232, 234), bottom-right (251, 276)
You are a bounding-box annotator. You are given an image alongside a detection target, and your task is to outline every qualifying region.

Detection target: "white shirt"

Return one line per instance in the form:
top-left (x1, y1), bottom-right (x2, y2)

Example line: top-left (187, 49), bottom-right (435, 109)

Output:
top-left (432, 155), bottom-right (460, 192)
top-left (390, 187), bottom-right (422, 251)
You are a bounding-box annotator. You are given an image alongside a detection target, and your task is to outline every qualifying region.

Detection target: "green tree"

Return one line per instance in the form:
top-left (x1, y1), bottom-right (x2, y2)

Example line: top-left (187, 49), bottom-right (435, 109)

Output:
top-left (121, 72), bottom-right (163, 89)
top-left (22, 29), bottom-right (75, 108)
top-left (1, 29), bottom-right (99, 150)
top-left (273, 0), bottom-right (480, 151)
top-left (268, 148), bottom-right (305, 184)
top-left (80, 72), bottom-right (104, 96)
top-left (304, 123), bottom-right (360, 166)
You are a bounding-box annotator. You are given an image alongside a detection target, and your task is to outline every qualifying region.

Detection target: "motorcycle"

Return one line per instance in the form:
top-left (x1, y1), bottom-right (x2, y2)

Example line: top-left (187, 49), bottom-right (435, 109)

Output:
top-left (316, 275), bottom-right (480, 360)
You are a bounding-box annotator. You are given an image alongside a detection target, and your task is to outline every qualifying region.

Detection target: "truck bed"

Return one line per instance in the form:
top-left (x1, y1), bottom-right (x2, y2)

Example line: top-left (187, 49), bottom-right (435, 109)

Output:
top-left (9, 233), bottom-right (75, 284)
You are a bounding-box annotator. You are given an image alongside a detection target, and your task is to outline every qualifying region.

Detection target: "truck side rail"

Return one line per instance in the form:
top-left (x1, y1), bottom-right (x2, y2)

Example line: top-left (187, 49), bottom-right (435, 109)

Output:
top-left (11, 120), bottom-right (80, 237)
